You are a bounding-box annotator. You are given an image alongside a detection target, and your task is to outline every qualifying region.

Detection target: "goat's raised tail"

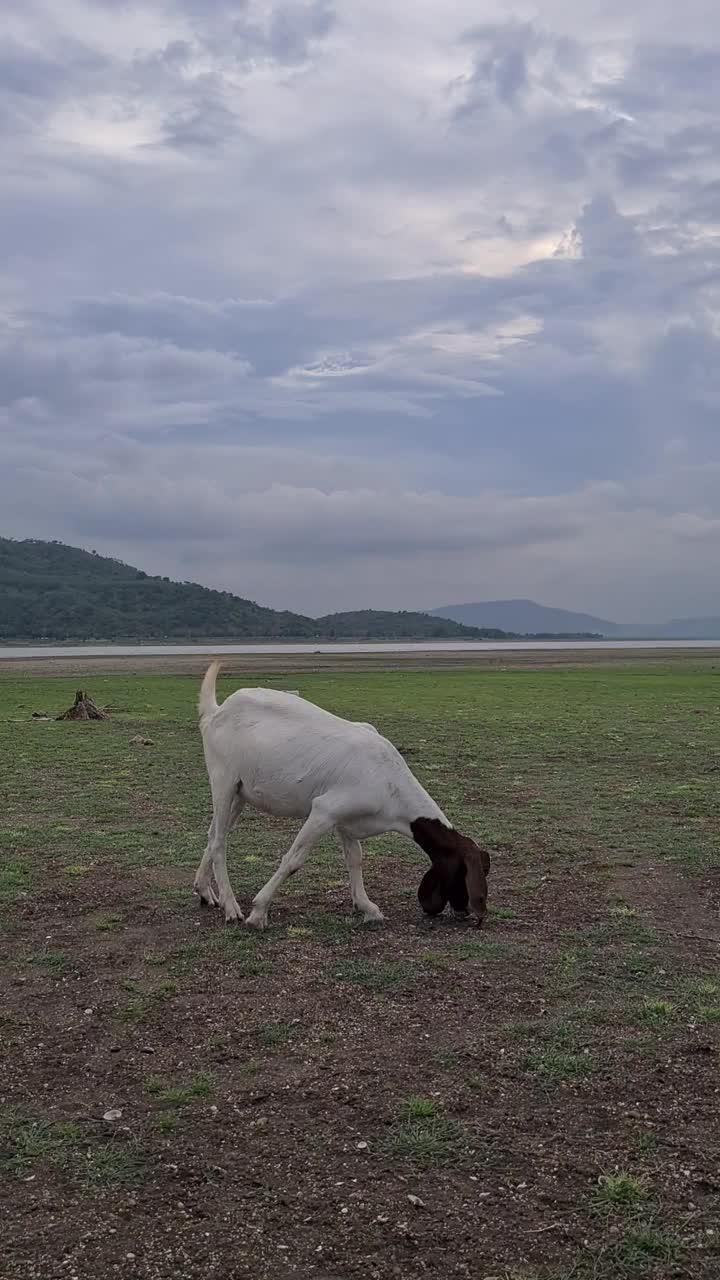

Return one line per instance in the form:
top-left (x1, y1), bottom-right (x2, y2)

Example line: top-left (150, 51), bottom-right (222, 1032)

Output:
top-left (198, 660), bottom-right (221, 726)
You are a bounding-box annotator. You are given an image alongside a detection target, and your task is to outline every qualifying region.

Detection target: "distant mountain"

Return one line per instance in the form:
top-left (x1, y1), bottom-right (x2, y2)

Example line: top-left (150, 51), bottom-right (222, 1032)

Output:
top-left (432, 599), bottom-right (617, 635)
top-left (0, 538), bottom-right (510, 643)
top-left (432, 598), bottom-right (720, 640)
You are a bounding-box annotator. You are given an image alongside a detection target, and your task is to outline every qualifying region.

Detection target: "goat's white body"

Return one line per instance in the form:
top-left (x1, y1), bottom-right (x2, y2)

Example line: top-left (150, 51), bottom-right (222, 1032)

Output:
top-left (202, 687), bottom-right (447, 838)
top-left (195, 669), bottom-right (450, 926)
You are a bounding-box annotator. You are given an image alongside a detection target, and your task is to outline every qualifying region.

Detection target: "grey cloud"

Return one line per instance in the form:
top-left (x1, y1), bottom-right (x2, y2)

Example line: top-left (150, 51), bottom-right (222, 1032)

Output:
top-left (456, 22), bottom-right (582, 115)
top-left (2, 1), bottom-right (720, 617)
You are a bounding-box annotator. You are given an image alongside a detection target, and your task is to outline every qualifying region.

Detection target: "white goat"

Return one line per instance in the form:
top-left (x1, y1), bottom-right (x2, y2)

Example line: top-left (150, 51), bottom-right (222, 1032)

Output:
top-left (194, 662), bottom-right (490, 930)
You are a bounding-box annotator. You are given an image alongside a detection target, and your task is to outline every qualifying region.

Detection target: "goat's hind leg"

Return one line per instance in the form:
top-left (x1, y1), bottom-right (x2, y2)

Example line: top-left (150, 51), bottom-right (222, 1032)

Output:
top-left (338, 833), bottom-right (384, 923)
top-left (194, 815), bottom-right (220, 907)
top-left (194, 787), bottom-right (244, 922)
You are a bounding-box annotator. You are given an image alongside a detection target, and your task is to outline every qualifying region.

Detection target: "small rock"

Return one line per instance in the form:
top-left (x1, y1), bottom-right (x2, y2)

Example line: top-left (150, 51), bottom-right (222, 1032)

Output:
top-left (356, 1141), bottom-right (368, 1150)
top-left (408, 1194), bottom-right (425, 1209)
top-left (130, 736), bottom-right (154, 747)
top-left (84, 1008), bottom-right (94, 1015)
top-left (103, 1109), bottom-right (123, 1122)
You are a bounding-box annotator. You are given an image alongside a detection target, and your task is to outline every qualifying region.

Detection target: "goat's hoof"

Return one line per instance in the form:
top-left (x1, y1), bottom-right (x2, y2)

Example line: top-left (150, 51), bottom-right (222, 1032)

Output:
top-left (361, 907), bottom-right (385, 925)
top-left (245, 909), bottom-right (269, 931)
top-left (223, 900), bottom-right (244, 924)
top-left (194, 885), bottom-right (219, 908)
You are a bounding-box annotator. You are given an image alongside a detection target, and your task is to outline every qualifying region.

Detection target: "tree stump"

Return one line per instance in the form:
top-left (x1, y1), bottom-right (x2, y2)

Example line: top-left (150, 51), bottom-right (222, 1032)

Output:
top-left (56, 690), bottom-right (109, 721)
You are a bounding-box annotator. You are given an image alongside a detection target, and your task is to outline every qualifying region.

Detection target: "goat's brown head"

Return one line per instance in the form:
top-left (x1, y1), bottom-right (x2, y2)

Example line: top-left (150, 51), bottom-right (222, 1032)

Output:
top-left (412, 817), bottom-right (490, 927)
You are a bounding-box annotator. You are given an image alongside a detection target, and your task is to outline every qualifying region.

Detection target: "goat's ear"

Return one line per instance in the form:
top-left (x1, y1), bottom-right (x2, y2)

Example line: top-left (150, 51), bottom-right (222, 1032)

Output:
top-left (418, 866), bottom-right (448, 916)
top-left (464, 848), bottom-right (489, 927)
top-left (447, 862), bottom-right (469, 914)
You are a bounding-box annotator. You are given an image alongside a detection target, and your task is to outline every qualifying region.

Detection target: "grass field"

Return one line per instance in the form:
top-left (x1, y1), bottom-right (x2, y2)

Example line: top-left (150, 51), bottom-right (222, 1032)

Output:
top-left (1, 660), bottom-right (719, 1279)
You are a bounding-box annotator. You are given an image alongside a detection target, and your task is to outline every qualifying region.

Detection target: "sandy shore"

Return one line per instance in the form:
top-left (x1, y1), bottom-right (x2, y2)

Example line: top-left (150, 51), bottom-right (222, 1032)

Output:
top-left (2, 647), bottom-right (718, 677)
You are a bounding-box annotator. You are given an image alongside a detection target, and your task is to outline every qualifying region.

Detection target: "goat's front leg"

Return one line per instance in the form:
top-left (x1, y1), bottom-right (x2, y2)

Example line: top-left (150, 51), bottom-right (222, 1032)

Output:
top-left (245, 803), bottom-right (334, 930)
top-left (338, 833), bottom-right (384, 923)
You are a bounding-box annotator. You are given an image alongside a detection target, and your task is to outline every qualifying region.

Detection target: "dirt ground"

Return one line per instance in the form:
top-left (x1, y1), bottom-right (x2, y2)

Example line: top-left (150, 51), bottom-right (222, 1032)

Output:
top-left (1, 659), bottom-right (719, 1279)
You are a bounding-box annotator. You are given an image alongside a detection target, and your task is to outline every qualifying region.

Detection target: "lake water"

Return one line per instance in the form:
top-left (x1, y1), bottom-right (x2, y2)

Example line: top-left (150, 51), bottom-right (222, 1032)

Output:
top-left (1, 639), bottom-right (719, 659)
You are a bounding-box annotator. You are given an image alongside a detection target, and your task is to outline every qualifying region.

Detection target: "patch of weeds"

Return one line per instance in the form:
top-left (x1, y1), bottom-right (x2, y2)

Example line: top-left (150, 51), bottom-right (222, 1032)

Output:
top-left (206, 1032), bottom-right (229, 1052)
top-left (145, 1073), bottom-right (214, 1107)
top-left (94, 911), bottom-right (123, 933)
top-left (259, 1022), bottom-right (296, 1050)
top-left (639, 998), bottom-right (675, 1025)
top-left (466, 1073), bottom-right (488, 1093)
top-left (63, 864), bottom-right (93, 877)
top-left (143, 950), bottom-right (168, 966)
top-left (286, 926), bottom-right (314, 940)
top-left (488, 904), bottom-right (518, 921)
top-left (0, 1117), bottom-right (82, 1177)
top-left (329, 957), bottom-right (416, 990)
top-left (154, 885), bottom-right (188, 906)
top-left (430, 1047), bottom-right (462, 1068)
top-left (690, 977), bottom-right (719, 1000)
top-left (607, 1223), bottom-right (682, 1273)
top-left (387, 1103), bottom-right (464, 1165)
top-left (609, 901), bottom-right (637, 920)
top-left (202, 930), bottom-right (269, 976)
top-left (399, 1096), bottom-right (439, 1120)
top-left (305, 913), bottom-right (355, 943)
top-left (552, 948), bottom-right (585, 987)
top-left (452, 937), bottom-right (512, 961)
top-left (0, 856), bottom-right (33, 902)
top-left (620, 921), bottom-right (660, 947)
top-left (241, 1058), bottom-right (262, 1074)
top-left (155, 979), bottom-right (178, 998)
top-left (523, 1038), bottom-right (595, 1083)
top-left (632, 1130), bottom-right (658, 1157)
top-left (617, 950), bottom-right (656, 983)
top-left (154, 1113), bottom-right (178, 1136)
top-left (686, 978), bottom-right (720, 1023)
top-left (23, 948), bottom-right (68, 972)
top-left (120, 997), bottom-right (150, 1024)
top-left (696, 1004), bottom-right (720, 1023)
top-left (83, 1140), bottom-right (145, 1187)
top-left (594, 1171), bottom-right (648, 1209)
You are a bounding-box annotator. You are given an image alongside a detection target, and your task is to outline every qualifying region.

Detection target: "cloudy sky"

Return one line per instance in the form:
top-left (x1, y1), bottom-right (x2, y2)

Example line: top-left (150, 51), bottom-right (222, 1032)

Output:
top-left (3, 0), bottom-right (720, 620)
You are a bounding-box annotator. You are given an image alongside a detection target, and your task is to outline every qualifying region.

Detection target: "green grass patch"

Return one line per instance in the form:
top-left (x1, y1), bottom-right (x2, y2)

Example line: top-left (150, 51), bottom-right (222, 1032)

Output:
top-left (258, 1022), bottom-right (296, 1050)
top-left (0, 1115), bottom-right (83, 1177)
top-left (638, 998), bottom-right (675, 1025)
top-left (387, 1099), bottom-right (464, 1164)
top-left (523, 1042), bottom-right (595, 1083)
top-left (144, 1073), bottom-right (215, 1107)
top-left (594, 1171), bottom-right (648, 1208)
top-left (399, 1096), bottom-right (439, 1120)
top-left (329, 957), bottom-right (416, 990)
top-left (607, 1222), bottom-right (682, 1273)
top-left (0, 856), bottom-right (33, 903)
top-left (93, 911), bottom-right (124, 932)
top-left (82, 1141), bottom-right (145, 1187)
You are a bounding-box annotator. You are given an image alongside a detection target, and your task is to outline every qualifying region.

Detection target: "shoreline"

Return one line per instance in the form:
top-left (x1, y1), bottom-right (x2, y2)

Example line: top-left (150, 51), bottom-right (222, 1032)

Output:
top-left (2, 646), bottom-right (719, 677)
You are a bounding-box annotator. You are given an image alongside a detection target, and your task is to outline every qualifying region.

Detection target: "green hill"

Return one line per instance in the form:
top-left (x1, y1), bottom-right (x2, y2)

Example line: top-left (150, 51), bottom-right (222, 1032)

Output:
top-left (0, 538), bottom-right (509, 643)
top-left (315, 610), bottom-right (508, 641)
